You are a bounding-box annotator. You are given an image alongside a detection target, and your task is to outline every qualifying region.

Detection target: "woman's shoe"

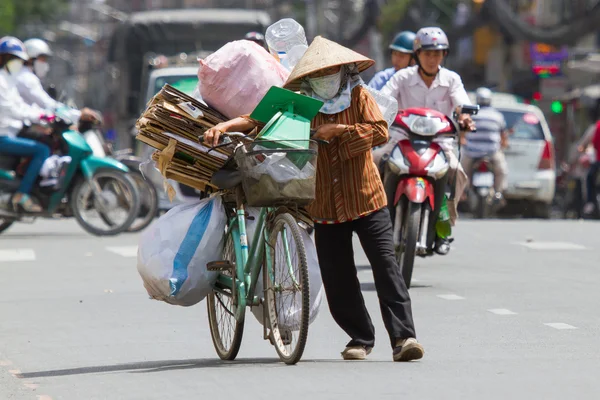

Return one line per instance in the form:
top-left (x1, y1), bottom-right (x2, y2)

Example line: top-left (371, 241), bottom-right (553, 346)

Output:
top-left (12, 194), bottom-right (42, 213)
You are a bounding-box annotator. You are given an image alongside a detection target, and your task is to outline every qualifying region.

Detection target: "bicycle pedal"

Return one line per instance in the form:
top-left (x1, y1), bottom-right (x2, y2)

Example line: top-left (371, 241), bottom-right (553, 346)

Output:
top-left (206, 260), bottom-right (234, 272)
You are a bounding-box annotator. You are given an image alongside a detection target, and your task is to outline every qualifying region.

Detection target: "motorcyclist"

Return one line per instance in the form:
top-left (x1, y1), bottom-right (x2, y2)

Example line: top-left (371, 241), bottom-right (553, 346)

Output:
top-left (382, 27), bottom-right (475, 254)
top-left (461, 87), bottom-right (509, 205)
top-left (368, 31), bottom-right (416, 91)
top-left (576, 103), bottom-right (600, 215)
top-left (244, 31), bottom-right (266, 49)
top-left (16, 38), bottom-right (97, 124)
top-left (0, 36), bottom-right (52, 213)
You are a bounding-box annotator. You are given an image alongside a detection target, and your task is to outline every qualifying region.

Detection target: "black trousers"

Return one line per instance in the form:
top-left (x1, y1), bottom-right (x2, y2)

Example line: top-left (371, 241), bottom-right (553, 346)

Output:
top-left (314, 208), bottom-right (416, 349)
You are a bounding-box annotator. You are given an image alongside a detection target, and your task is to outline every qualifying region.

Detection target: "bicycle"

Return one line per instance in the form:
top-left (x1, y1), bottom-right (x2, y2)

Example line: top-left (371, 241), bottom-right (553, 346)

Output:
top-left (205, 134), bottom-right (318, 365)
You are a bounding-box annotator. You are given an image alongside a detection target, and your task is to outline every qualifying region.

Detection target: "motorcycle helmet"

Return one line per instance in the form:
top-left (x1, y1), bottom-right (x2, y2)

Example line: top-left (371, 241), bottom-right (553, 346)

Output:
top-left (0, 36), bottom-right (29, 60)
top-left (24, 38), bottom-right (53, 59)
top-left (412, 27), bottom-right (449, 77)
top-left (413, 27), bottom-right (450, 53)
top-left (389, 31), bottom-right (416, 53)
top-left (476, 87), bottom-right (493, 107)
top-left (244, 31), bottom-right (266, 47)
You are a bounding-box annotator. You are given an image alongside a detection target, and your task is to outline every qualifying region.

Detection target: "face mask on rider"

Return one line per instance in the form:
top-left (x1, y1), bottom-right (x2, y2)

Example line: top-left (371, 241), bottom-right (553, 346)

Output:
top-left (33, 59), bottom-right (50, 79)
top-left (308, 70), bottom-right (343, 100)
top-left (5, 59), bottom-right (24, 75)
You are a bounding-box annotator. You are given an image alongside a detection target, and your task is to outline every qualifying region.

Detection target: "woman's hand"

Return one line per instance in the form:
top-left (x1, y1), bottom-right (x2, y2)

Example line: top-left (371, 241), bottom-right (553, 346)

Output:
top-left (203, 124), bottom-right (226, 147)
top-left (313, 124), bottom-right (349, 142)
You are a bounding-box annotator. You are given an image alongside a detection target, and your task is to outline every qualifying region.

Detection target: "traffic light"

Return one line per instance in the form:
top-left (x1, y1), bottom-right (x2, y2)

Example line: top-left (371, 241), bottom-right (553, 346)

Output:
top-left (551, 100), bottom-right (564, 114)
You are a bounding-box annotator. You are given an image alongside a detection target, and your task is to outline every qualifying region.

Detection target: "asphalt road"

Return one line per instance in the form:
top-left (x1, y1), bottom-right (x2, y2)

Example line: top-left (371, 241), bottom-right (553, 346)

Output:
top-left (0, 218), bottom-right (599, 400)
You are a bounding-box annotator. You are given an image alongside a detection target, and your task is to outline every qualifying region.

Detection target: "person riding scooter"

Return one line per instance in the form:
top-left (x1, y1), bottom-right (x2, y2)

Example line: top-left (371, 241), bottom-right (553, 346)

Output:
top-left (576, 102), bottom-right (600, 215)
top-left (16, 38), bottom-right (97, 124)
top-left (461, 87), bottom-right (509, 207)
top-left (0, 36), bottom-right (53, 213)
top-left (368, 31), bottom-right (416, 91)
top-left (382, 27), bottom-right (475, 254)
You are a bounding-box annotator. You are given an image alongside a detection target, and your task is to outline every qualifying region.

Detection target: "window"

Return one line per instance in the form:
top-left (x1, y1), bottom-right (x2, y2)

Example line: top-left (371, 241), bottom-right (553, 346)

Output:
top-left (154, 75), bottom-right (199, 96)
top-left (499, 110), bottom-right (546, 140)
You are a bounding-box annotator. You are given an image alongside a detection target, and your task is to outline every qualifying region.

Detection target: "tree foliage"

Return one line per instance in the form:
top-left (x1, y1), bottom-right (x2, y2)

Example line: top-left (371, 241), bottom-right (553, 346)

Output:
top-left (0, 0), bottom-right (68, 36)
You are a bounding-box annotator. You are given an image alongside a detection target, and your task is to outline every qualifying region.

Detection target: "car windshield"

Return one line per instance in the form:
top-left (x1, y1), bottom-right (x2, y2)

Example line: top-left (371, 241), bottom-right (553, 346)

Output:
top-left (499, 110), bottom-right (545, 141)
top-left (154, 75), bottom-right (199, 96)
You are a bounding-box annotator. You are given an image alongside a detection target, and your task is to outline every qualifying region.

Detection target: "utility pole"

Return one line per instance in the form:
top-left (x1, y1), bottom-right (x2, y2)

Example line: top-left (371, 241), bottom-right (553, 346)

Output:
top-left (306, 0), bottom-right (318, 40)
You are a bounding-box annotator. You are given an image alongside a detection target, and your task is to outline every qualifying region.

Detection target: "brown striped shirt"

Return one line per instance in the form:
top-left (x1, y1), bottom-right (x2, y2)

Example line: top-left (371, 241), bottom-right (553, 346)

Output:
top-left (242, 85), bottom-right (388, 223)
top-left (307, 85), bottom-right (388, 222)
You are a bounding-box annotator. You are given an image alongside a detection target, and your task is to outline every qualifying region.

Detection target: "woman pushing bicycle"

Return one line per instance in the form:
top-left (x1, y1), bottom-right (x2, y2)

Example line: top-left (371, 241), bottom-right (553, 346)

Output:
top-left (204, 36), bottom-right (424, 362)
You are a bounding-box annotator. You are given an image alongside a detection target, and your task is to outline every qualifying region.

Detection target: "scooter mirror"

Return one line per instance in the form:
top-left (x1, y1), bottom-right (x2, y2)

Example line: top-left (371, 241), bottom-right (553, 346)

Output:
top-left (460, 104), bottom-right (480, 115)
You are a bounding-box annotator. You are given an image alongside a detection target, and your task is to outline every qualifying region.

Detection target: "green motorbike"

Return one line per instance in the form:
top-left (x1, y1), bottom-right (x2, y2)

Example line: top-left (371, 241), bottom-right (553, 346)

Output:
top-left (0, 111), bottom-right (140, 236)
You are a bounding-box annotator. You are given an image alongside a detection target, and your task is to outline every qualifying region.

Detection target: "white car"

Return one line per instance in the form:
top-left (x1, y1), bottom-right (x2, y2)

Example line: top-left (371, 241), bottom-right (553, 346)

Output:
top-left (496, 103), bottom-right (556, 218)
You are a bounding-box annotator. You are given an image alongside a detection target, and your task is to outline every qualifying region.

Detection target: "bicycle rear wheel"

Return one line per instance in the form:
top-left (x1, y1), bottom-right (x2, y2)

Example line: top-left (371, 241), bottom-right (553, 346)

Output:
top-left (207, 230), bottom-right (244, 360)
top-left (265, 213), bottom-right (309, 365)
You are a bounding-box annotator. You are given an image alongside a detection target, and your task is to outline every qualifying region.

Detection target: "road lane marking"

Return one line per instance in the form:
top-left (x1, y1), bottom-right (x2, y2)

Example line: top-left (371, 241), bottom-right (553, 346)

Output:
top-left (544, 322), bottom-right (578, 330)
top-left (488, 308), bottom-right (517, 315)
top-left (106, 246), bottom-right (138, 258)
top-left (0, 249), bottom-right (35, 262)
top-left (437, 294), bottom-right (465, 300)
top-left (515, 241), bottom-right (586, 251)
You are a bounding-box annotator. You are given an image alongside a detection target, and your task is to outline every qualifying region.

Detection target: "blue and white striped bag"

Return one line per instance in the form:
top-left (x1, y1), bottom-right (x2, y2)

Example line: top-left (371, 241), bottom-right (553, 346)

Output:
top-left (137, 194), bottom-right (226, 307)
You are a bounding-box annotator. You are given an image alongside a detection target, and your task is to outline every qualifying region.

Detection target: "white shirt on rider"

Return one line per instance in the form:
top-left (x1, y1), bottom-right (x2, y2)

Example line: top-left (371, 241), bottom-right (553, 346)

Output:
top-left (381, 65), bottom-right (472, 152)
top-left (15, 66), bottom-right (81, 123)
top-left (0, 68), bottom-right (44, 138)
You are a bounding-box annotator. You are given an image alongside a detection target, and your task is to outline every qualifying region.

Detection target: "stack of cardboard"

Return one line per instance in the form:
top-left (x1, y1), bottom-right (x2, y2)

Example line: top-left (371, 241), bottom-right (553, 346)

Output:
top-left (135, 84), bottom-right (233, 192)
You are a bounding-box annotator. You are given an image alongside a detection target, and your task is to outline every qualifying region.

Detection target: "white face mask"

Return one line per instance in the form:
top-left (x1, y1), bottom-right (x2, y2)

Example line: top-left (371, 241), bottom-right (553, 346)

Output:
top-left (308, 70), bottom-right (343, 100)
top-left (33, 60), bottom-right (50, 78)
top-left (6, 59), bottom-right (24, 75)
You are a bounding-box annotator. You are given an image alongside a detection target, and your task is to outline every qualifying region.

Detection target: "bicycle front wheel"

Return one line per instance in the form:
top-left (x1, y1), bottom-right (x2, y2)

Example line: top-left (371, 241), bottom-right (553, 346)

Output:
top-left (265, 213), bottom-right (309, 365)
top-left (207, 231), bottom-right (244, 360)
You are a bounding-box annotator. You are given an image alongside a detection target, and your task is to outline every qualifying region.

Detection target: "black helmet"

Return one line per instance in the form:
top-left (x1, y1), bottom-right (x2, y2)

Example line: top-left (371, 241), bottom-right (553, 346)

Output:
top-left (244, 32), bottom-right (265, 47)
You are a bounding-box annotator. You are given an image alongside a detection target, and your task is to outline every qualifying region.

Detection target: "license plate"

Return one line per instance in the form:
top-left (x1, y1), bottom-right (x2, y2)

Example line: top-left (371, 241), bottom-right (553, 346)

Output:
top-left (473, 172), bottom-right (494, 187)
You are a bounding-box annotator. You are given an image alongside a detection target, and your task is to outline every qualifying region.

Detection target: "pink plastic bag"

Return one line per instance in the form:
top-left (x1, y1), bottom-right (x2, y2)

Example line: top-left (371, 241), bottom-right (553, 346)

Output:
top-left (198, 40), bottom-right (291, 119)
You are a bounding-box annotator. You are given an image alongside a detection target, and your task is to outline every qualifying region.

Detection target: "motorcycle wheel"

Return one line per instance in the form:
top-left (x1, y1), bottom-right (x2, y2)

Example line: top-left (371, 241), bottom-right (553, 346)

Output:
top-left (71, 170), bottom-right (140, 236)
top-left (126, 171), bottom-right (159, 233)
top-left (474, 193), bottom-right (488, 219)
top-left (0, 220), bottom-right (13, 234)
top-left (395, 199), bottom-right (421, 289)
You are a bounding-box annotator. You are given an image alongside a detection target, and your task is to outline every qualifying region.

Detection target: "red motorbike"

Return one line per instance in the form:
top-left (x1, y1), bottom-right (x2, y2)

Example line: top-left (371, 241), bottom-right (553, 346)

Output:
top-left (382, 105), bottom-right (479, 288)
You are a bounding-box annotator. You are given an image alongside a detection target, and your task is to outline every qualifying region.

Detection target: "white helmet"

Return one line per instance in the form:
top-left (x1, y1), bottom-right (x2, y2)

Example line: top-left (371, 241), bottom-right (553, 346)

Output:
top-left (413, 27), bottom-right (450, 52)
top-left (476, 87), bottom-right (493, 107)
top-left (24, 38), bottom-right (53, 59)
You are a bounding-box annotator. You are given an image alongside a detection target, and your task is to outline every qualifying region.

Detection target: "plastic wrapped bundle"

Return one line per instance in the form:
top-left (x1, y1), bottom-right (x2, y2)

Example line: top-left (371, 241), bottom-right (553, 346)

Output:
top-left (198, 40), bottom-right (291, 119)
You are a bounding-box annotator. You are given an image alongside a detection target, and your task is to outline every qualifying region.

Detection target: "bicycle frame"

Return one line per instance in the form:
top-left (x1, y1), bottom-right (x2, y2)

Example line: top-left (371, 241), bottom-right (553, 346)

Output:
top-left (212, 188), bottom-right (269, 321)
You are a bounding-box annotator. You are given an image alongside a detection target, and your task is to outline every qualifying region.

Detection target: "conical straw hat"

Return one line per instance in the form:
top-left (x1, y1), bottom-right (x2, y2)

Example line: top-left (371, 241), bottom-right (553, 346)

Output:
top-left (283, 36), bottom-right (375, 92)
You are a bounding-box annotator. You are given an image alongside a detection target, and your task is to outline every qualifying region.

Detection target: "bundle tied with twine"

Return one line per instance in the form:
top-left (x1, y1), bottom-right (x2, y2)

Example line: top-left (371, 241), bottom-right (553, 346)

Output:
top-left (135, 84), bottom-right (235, 200)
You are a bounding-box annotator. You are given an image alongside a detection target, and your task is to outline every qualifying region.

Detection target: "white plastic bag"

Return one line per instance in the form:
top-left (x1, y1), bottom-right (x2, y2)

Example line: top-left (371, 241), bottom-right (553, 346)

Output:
top-left (244, 207), bottom-right (324, 330)
top-left (39, 155), bottom-right (71, 187)
top-left (361, 84), bottom-right (398, 129)
top-left (136, 195), bottom-right (226, 306)
top-left (247, 146), bottom-right (315, 183)
top-left (198, 40), bottom-right (291, 119)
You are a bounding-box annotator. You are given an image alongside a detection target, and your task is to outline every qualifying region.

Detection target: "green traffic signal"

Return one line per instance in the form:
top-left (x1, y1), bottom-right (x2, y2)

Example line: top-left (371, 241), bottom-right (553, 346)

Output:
top-left (551, 101), bottom-right (563, 114)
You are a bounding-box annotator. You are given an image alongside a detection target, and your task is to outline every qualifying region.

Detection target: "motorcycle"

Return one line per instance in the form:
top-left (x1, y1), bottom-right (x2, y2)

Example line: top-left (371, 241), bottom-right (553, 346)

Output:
top-left (383, 105), bottom-right (479, 288)
top-left (468, 157), bottom-right (497, 219)
top-left (0, 109), bottom-right (141, 236)
top-left (81, 120), bottom-right (159, 233)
